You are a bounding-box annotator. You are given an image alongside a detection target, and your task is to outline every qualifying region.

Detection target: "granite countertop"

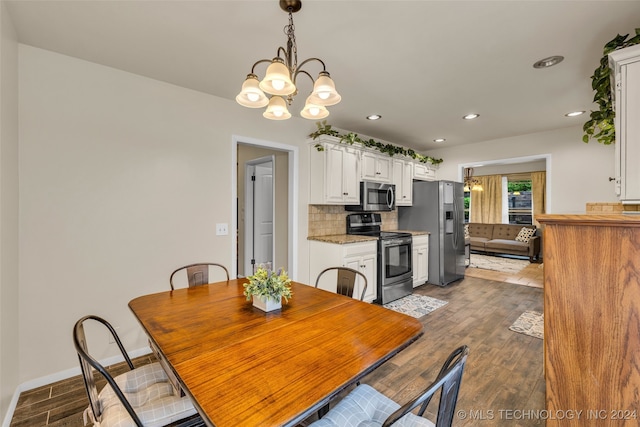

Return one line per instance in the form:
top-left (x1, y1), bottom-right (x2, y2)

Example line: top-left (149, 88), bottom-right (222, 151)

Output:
top-left (307, 234), bottom-right (378, 244)
top-left (308, 230), bottom-right (429, 244)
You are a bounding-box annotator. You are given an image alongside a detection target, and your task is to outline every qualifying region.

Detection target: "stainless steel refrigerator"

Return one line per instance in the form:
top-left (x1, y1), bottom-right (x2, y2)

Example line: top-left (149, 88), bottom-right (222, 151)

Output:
top-left (398, 180), bottom-right (465, 286)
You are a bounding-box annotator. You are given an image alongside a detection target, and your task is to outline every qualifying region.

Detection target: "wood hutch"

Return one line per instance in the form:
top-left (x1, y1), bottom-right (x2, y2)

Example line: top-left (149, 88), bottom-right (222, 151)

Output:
top-left (537, 214), bottom-right (640, 426)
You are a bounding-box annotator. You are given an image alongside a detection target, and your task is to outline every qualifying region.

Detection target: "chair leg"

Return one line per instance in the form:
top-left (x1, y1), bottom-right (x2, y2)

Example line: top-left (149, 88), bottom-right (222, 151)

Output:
top-left (318, 403), bottom-right (330, 419)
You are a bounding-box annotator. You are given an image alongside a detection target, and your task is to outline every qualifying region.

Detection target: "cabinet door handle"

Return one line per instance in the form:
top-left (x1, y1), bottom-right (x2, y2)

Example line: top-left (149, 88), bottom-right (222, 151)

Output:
top-left (361, 264), bottom-right (366, 269)
top-left (343, 192), bottom-right (348, 195)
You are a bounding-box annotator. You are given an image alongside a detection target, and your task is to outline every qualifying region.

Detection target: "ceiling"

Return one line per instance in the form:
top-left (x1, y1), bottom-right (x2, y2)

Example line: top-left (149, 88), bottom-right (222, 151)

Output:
top-left (5, 0), bottom-right (640, 151)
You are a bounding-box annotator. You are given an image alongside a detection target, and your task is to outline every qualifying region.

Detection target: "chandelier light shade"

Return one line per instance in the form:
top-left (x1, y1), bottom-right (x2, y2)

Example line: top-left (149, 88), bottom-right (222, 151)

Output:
top-left (259, 58), bottom-right (296, 96)
top-left (300, 96), bottom-right (329, 119)
top-left (236, 0), bottom-right (341, 120)
top-left (236, 74), bottom-right (270, 108)
top-left (263, 96), bottom-right (292, 120)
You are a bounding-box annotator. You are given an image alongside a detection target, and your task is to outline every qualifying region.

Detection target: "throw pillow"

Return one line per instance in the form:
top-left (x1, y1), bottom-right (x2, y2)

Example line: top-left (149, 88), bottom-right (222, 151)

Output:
top-left (464, 224), bottom-right (470, 239)
top-left (515, 227), bottom-right (536, 243)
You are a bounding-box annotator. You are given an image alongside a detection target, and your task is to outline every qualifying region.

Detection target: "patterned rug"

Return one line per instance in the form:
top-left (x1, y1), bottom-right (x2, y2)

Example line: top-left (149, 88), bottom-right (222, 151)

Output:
top-left (383, 294), bottom-right (448, 318)
top-left (469, 253), bottom-right (529, 274)
top-left (509, 310), bottom-right (543, 339)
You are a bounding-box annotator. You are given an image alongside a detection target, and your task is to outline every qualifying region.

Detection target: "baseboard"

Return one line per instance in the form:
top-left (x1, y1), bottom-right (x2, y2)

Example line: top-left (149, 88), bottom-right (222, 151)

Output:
top-left (1, 346), bottom-right (151, 427)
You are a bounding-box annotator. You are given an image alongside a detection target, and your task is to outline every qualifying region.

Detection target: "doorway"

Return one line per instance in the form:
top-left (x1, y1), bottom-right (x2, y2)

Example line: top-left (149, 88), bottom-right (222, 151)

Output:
top-left (234, 137), bottom-right (298, 279)
top-left (244, 156), bottom-right (274, 275)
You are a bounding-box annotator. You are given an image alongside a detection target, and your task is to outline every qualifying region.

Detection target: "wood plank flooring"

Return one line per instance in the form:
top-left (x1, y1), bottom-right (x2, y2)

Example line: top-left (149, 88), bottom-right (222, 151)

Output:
top-left (10, 269), bottom-right (544, 426)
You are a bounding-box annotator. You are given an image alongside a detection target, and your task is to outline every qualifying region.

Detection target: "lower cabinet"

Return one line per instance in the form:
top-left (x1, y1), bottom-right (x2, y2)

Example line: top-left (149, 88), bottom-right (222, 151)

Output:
top-left (412, 234), bottom-right (429, 287)
top-left (309, 240), bottom-right (377, 303)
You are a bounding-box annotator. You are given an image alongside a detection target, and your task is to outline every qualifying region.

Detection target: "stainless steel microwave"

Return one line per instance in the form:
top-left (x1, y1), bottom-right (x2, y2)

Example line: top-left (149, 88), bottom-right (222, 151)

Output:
top-left (345, 181), bottom-right (396, 212)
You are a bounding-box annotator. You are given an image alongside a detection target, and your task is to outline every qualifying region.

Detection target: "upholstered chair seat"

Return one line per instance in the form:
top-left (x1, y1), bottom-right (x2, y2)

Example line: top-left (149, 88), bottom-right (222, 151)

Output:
top-left (310, 384), bottom-right (434, 427)
top-left (85, 362), bottom-right (197, 427)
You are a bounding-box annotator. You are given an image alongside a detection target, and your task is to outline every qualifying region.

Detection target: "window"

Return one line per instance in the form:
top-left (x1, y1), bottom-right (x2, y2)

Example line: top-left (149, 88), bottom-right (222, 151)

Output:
top-left (507, 176), bottom-right (532, 225)
top-left (464, 190), bottom-right (470, 223)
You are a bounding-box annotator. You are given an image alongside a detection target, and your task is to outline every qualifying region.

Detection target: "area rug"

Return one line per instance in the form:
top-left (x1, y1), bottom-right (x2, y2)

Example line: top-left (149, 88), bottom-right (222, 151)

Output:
top-left (383, 294), bottom-right (448, 318)
top-left (469, 253), bottom-right (529, 274)
top-left (509, 310), bottom-right (543, 339)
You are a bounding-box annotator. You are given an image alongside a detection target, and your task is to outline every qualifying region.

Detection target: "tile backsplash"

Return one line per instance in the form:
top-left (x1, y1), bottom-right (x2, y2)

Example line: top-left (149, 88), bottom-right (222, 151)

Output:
top-left (308, 205), bottom-right (398, 237)
top-left (586, 202), bottom-right (640, 213)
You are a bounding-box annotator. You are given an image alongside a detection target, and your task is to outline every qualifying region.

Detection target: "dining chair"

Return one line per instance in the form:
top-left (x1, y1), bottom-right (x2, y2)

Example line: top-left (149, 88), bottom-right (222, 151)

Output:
top-left (169, 262), bottom-right (230, 290)
top-left (309, 345), bottom-right (469, 427)
top-left (73, 315), bottom-right (203, 427)
top-left (315, 266), bottom-right (367, 301)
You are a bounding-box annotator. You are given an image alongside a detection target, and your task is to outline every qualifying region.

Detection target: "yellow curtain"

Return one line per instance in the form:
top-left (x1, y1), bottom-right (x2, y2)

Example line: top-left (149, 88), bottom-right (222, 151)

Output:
top-left (531, 171), bottom-right (546, 226)
top-left (470, 175), bottom-right (502, 223)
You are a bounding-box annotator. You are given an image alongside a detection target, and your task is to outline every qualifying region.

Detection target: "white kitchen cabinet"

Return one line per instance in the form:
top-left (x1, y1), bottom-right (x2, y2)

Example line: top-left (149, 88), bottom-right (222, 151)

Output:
top-left (392, 158), bottom-right (413, 206)
top-left (361, 151), bottom-right (392, 183)
top-left (412, 234), bottom-right (429, 287)
top-left (309, 137), bottom-right (360, 205)
top-left (309, 240), bottom-right (377, 303)
top-left (610, 44), bottom-right (640, 203)
top-left (413, 162), bottom-right (436, 181)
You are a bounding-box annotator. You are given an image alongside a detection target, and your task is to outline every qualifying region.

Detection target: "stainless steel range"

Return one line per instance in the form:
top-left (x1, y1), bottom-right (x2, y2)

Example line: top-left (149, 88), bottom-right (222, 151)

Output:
top-left (346, 213), bottom-right (413, 304)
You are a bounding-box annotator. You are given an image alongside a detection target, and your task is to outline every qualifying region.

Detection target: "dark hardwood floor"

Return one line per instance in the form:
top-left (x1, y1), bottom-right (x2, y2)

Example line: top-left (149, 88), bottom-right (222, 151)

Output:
top-left (10, 270), bottom-right (543, 426)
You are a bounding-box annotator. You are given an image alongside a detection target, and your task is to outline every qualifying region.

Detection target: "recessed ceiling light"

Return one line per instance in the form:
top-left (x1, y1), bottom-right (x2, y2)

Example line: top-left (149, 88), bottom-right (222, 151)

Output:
top-left (366, 114), bottom-right (382, 120)
top-left (565, 110), bottom-right (585, 117)
top-left (533, 55), bottom-right (564, 69)
top-left (433, 138), bottom-right (446, 143)
top-left (462, 113), bottom-right (480, 120)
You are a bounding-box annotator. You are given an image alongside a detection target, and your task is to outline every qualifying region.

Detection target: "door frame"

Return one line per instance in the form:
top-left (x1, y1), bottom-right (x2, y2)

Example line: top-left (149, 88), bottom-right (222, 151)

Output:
top-left (232, 135), bottom-right (299, 280)
top-left (244, 155), bottom-right (275, 275)
top-left (458, 154), bottom-right (552, 214)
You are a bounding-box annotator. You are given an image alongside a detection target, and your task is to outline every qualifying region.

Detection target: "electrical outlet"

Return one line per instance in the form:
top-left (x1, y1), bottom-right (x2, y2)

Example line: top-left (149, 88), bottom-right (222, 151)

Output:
top-left (216, 223), bottom-right (229, 236)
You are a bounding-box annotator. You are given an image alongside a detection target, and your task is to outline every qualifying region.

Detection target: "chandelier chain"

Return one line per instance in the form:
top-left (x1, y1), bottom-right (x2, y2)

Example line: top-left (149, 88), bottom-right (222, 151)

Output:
top-left (284, 11), bottom-right (298, 75)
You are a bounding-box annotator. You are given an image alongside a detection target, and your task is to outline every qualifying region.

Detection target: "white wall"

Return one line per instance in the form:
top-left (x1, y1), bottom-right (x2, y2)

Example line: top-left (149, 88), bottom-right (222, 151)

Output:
top-left (18, 45), bottom-right (312, 383)
top-left (424, 126), bottom-right (618, 213)
top-left (0, 2), bottom-right (19, 420)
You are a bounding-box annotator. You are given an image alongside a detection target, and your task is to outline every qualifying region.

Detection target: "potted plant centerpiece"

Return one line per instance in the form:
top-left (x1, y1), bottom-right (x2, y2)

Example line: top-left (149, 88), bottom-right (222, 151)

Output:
top-left (243, 266), bottom-right (292, 312)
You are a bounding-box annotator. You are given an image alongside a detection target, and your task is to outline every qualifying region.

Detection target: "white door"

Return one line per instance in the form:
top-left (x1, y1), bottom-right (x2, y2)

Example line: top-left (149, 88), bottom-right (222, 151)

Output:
top-left (245, 157), bottom-right (274, 275)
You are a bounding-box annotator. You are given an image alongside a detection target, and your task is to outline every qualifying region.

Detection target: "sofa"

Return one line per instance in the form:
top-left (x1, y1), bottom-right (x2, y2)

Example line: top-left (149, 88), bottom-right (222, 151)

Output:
top-left (466, 223), bottom-right (541, 262)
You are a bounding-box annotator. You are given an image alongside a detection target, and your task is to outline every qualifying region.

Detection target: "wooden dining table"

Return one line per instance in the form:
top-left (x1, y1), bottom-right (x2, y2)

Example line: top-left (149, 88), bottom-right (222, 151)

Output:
top-left (128, 279), bottom-right (423, 427)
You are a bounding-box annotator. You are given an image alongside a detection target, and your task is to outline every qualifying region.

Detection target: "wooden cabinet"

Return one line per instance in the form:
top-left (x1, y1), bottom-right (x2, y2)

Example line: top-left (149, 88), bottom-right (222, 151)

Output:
top-left (411, 234), bottom-right (429, 287)
top-left (393, 158), bottom-right (413, 206)
top-left (610, 44), bottom-right (640, 203)
top-left (309, 137), bottom-right (360, 205)
top-left (309, 240), bottom-right (377, 303)
top-left (361, 151), bottom-right (392, 183)
top-left (537, 214), bottom-right (640, 426)
top-left (413, 162), bottom-right (436, 181)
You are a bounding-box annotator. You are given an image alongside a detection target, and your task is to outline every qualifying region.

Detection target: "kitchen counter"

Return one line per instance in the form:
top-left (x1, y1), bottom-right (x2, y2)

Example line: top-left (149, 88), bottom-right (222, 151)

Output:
top-left (307, 234), bottom-right (377, 244)
top-left (307, 230), bottom-right (429, 244)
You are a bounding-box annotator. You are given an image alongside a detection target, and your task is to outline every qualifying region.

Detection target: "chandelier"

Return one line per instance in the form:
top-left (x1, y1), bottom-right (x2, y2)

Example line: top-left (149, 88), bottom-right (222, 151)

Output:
top-left (235, 0), bottom-right (341, 120)
top-left (463, 168), bottom-right (483, 192)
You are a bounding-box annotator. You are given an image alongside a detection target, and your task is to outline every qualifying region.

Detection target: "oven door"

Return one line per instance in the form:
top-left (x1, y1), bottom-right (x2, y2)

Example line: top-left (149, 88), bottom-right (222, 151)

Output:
top-left (380, 237), bottom-right (413, 285)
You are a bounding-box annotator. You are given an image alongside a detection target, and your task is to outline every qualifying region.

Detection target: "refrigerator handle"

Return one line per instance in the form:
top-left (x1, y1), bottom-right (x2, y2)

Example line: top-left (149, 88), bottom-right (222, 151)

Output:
top-left (452, 196), bottom-right (459, 249)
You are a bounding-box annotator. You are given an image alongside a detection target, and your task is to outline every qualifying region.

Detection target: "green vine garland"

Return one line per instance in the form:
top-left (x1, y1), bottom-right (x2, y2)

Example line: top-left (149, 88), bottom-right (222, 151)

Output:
top-left (309, 121), bottom-right (443, 165)
top-left (583, 28), bottom-right (640, 145)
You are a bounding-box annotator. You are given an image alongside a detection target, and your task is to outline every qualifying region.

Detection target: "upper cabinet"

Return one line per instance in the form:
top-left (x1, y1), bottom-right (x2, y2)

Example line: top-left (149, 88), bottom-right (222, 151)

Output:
top-left (610, 44), bottom-right (640, 203)
top-left (309, 137), bottom-right (360, 205)
top-left (413, 162), bottom-right (437, 181)
top-left (309, 136), bottom-right (438, 206)
top-left (360, 151), bottom-right (392, 183)
top-left (392, 158), bottom-right (413, 206)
